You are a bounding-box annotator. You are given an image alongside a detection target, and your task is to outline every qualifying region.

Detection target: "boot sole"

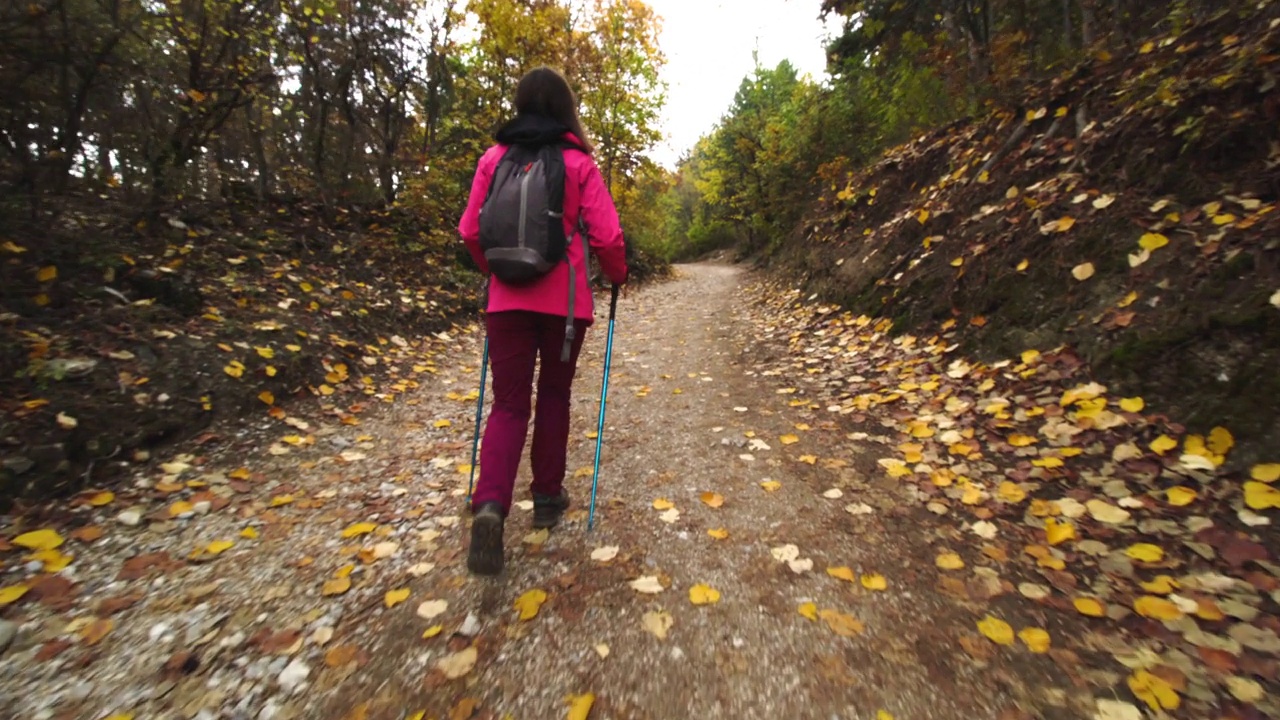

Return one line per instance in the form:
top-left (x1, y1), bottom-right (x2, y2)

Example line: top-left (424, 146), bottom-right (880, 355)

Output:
top-left (467, 513), bottom-right (504, 575)
top-left (530, 514), bottom-right (561, 529)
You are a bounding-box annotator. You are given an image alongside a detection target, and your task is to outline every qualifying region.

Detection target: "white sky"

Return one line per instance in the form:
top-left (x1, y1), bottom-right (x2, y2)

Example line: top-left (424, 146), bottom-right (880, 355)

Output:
top-left (644, 0), bottom-right (840, 167)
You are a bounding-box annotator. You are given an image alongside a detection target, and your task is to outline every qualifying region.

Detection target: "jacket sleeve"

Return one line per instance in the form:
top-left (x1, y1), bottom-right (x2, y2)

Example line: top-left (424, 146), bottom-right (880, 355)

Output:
top-left (458, 151), bottom-right (494, 274)
top-left (579, 160), bottom-right (628, 285)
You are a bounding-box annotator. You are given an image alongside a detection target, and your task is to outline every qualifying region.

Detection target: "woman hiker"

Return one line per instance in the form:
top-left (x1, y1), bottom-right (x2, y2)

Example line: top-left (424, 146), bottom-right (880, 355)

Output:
top-left (458, 67), bottom-right (628, 575)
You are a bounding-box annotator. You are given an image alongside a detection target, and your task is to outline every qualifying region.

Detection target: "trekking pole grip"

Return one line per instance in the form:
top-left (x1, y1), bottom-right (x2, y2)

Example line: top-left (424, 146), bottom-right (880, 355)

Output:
top-left (609, 284), bottom-right (620, 318)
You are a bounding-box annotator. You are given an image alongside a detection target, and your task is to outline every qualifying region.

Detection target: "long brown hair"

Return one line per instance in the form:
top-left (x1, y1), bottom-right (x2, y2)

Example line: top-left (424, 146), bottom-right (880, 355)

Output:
top-left (514, 67), bottom-right (593, 152)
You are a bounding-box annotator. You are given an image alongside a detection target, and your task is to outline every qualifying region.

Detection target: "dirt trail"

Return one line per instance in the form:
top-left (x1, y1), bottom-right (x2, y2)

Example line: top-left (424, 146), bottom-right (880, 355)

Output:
top-left (0, 265), bottom-right (1169, 719)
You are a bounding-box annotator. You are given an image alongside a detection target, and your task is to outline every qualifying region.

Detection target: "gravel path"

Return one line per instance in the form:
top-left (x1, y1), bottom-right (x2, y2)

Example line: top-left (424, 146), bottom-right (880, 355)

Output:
top-left (0, 265), bottom-right (1122, 719)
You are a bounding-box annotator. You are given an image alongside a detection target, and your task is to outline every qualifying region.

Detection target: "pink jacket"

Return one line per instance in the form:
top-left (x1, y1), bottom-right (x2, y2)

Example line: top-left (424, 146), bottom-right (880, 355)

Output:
top-left (459, 133), bottom-right (627, 324)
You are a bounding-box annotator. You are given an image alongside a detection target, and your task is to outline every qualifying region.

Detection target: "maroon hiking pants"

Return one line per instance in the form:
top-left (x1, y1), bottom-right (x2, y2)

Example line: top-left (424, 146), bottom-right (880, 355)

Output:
top-left (471, 311), bottom-right (588, 514)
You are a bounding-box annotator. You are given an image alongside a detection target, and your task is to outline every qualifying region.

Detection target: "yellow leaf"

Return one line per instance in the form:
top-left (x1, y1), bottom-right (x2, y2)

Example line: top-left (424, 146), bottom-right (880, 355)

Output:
top-left (206, 540), bottom-right (234, 556)
top-left (258, 391), bottom-right (275, 405)
top-left (819, 609), bottom-right (865, 637)
top-left (1126, 543), bottom-right (1164, 563)
top-left (1032, 456), bottom-right (1064, 469)
top-left (1074, 597), bottom-right (1106, 617)
top-left (1139, 575), bottom-right (1180, 595)
top-left (255, 346), bottom-right (275, 359)
top-left (385, 588), bottom-right (410, 608)
top-left (1212, 213), bottom-right (1236, 225)
top-left (976, 615), bottom-right (1014, 645)
top-left (877, 712), bottom-right (895, 720)
top-left (1251, 463), bottom-right (1280, 482)
top-left (1150, 434), bottom-right (1178, 455)
top-left (1119, 397), bottom-right (1145, 413)
top-left (860, 573), bottom-right (887, 591)
top-left (341, 522), bottom-right (377, 538)
top-left (36, 265), bottom-right (57, 282)
top-left (1134, 595), bottom-right (1183, 620)
top-left (422, 624), bottom-right (444, 639)
top-left (1056, 216), bottom-right (1076, 232)
top-left (707, 528), bottom-right (729, 540)
top-left (759, 480), bottom-right (781, 492)
top-left (565, 692), bottom-right (595, 720)
top-left (223, 363), bottom-right (244, 379)
top-left (1018, 627), bottom-right (1051, 653)
top-left (13, 528), bottom-right (64, 551)
top-left (652, 498), bottom-right (674, 510)
top-left (798, 602), bottom-right (818, 621)
top-left (935, 553), bottom-right (964, 570)
top-left (0, 584), bottom-right (29, 606)
top-left (1138, 233), bottom-right (1169, 251)
top-left (689, 583), bottom-right (721, 605)
top-left (1118, 291), bottom-right (1139, 308)
top-left (585, 430), bottom-right (598, 439)
top-left (997, 481), bottom-right (1026, 503)
top-left (270, 494), bottom-right (294, 507)
top-left (322, 576), bottom-right (352, 596)
top-left (1244, 481), bottom-right (1280, 510)
top-left (433, 419), bottom-right (451, 428)
top-left (1071, 262), bottom-right (1095, 281)
top-left (1166, 486), bottom-right (1197, 506)
top-left (700, 491), bottom-right (724, 508)
top-left (950, 257), bottom-right (964, 267)
top-left (1044, 518), bottom-right (1076, 546)
top-left (779, 434), bottom-right (800, 445)
top-left (1008, 434), bottom-right (1036, 447)
top-left (240, 527), bottom-right (259, 540)
top-left (1128, 669), bottom-right (1181, 711)
top-left (88, 491), bottom-right (115, 507)
top-left (1207, 426), bottom-right (1234, 456)
top-left (514, 588), bottom-right (548, 621)
top-left (917, 209), bottom-right (930, 224)
top-left (826, 566), bottom-right (856, 582)
top-left (1016, 258), bottom-right (1029, 272)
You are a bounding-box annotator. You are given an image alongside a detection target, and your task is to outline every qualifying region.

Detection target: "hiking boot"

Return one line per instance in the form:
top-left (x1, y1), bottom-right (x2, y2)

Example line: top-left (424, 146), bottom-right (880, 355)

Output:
top-left (532, 488), bottom-right (571, 529)
top-left (467, 503), bottom-right (505, 575)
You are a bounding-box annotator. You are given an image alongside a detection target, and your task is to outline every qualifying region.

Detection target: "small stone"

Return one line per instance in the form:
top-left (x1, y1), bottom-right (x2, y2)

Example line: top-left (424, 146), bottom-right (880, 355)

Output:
top-left (458, 613), bottom-right (481, 638)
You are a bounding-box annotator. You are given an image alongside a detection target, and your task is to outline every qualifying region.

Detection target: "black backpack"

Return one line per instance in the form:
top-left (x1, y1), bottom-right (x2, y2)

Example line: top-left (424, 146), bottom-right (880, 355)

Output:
top-left (478, 141), bottom-right (588, 361)
top-left (479, 143), bottom-right (575, 283)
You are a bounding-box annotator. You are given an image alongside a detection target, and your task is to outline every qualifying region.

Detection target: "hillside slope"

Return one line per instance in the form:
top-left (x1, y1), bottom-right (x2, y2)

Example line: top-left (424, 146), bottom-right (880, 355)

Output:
top-left (774, 5), bottom-right (1280, 464)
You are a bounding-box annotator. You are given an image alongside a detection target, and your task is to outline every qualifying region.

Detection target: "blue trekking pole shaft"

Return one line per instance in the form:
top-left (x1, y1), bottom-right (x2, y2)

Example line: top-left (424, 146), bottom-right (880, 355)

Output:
top-left (466, 279), bottom-right (491, 502)
top-left (588, 284), bottom-right (621, 531)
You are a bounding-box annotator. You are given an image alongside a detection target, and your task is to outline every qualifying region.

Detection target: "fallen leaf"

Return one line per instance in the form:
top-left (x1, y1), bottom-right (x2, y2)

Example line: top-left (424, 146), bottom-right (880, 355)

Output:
top-left (935, 553), bottom-right (964, 570)
top-left (1134, 595), bottom-right (1183, 620)
top-left (514, 589), bottom-right (548, 620)
top-left (787, 558), bottom-right (814, 574)
top-left (1072, 262), bottom-right (1096, 281)
top-left (0, 585), bottom-right (29, 606)
top-left (1018, 627), bottom-right (1051, 653)
top-left (205, 540), bottom-right (234, 556)
top-left (341, 522), bottom-right (377, 538)
top-left (700, 491), bottom-right (724, 508)
top-left (436, 646), bottom-right (477, 679)
top-left (565, 693), bottom-right (595, 720)
top-left (1128, 669), bottom-right (1180, 711)
top-left (827, 566), bottom-right (856, 582)
top-left (1251, 463), bottom-right (1280, 482)
top-left (590, 545), bottom-right (619, 562)
top-left (522, 529), bottom-right (550, 545)
top-left (1087, 499), bottom-right (1131, 524)
top-left (422, 625), bottom-right (444, 639)
top-left (630, 576), bottom-right (664, 594)
top-left (860, 573), bottom-right (887, 591)
top-left (1140, 576), bottom-right (1179, 595)
top-left (1244, 481), bottom-right (1280, 510)
top-left (12, 529), bottom-right (64, 551)
top-left (819, 609), bottom-right (864, 637)
top-left (416, 599), bottom-right (448, 619)
top-left (1138, 233), bottom-right (1169, 251)
top-left (642, 610), bottom-right (674, 639)
top-left (822, 488), bottom-right (843, 499)
top-left (977, 615), bottom-right (1014, 645)
top-left (652, 498), bottom-right (674, 510)
top-left (80, 617), bottom-right (114, 645)
top-left (780, 434), bottom-right (800, 445)
top-left (1045, 518), bottom-right (1076, 545)
top-left (759, 480), bottom-right (782, 492)
top-left (322, 577), bottom-right (352, 596)
top-left (385, 588), bottom-right (410, 608)
top-left (798, 602), bottom-right (818, 620)
top-left (1166, 486), bottom-right (1197, 506)
top-left (1150, 435), bottom-right (1178, 455)
top-left (1126, 543), bottom-right (1164, 563)
top-left (707, 528), bottom-right (729, 540)
top-left (689, 584), bottom-right (721, 605)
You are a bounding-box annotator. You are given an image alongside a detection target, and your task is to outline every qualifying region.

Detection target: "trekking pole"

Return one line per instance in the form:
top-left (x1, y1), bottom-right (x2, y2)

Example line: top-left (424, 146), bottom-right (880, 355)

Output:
top-left (466, 279), bottom-right (491, 502)
top-left (587, 284), bottom-right (621, 531)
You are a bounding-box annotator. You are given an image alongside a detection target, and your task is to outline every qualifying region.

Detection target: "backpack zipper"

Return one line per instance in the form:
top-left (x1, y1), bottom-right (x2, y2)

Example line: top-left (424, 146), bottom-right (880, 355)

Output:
top-left (518, 165), bottom-right (532, 248)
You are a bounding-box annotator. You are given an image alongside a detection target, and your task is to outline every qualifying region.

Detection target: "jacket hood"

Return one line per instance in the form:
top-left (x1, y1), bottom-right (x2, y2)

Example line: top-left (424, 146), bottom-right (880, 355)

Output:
top-left (494, 113), bottom-right (585, 150)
